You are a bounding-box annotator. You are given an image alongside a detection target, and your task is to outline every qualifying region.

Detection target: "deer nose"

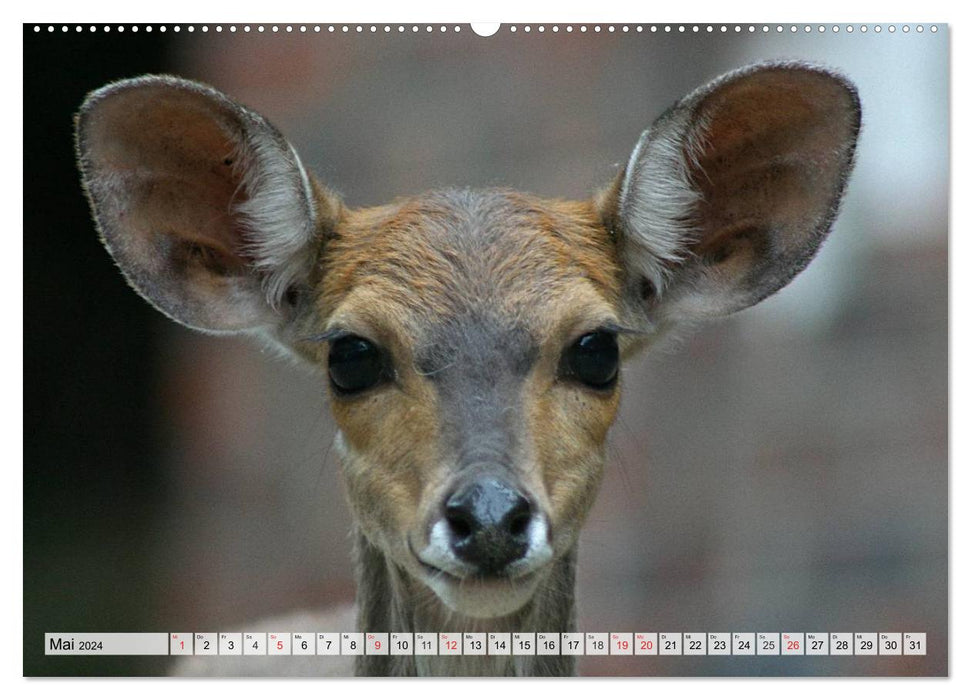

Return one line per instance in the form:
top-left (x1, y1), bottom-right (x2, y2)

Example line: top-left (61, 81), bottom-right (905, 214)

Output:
top-left (443, 477), bottom-right (535, 576)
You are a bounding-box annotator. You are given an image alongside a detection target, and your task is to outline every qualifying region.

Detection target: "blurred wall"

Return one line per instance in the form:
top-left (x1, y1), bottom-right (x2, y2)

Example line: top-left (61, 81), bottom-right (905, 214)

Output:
top-left (24, 24), bottom-right (947, 676)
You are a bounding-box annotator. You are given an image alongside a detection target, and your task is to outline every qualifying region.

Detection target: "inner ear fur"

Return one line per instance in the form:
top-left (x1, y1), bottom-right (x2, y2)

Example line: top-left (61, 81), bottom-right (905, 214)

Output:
top-left (76, 75), bottom-right (331, 333)
top-left (607, 61), bottom-right (861, 327)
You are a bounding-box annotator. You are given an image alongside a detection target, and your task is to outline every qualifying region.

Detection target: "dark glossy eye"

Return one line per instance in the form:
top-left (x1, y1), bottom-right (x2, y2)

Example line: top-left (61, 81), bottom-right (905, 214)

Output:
top-left (328, 335), bottom-right (387, 394)
top-left (562, 330), bottom-right (619, 389)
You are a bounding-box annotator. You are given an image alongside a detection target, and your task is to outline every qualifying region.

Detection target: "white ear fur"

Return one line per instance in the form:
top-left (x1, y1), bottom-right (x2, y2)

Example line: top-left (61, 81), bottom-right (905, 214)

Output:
top-left (617, 105), bottom-right (708, 301)
top-left (612, 61), bottom-right (861, 331)
top-left (77, 75), bottom-right (320, 334)
top-left (232, 126), bottom-right (318, 310)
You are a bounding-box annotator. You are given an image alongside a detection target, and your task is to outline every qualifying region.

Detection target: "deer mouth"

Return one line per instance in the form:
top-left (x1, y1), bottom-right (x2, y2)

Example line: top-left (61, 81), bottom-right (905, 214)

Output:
top-left (408, 536), bottom-right (552, 618)
top-left (412, 546), bottom-right (539, 586)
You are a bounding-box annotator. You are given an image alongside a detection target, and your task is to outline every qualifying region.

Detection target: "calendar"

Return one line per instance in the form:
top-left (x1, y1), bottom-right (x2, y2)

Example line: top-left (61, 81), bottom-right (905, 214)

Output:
top-left (45, 632), bottom-right (927, 657)
top-left (24, 16), bottom-right (948, 681)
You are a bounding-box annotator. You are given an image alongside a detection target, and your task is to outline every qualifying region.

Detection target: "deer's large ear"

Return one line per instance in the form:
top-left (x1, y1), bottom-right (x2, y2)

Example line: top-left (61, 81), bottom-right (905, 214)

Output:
top-left (76, 76), bottom-right (331, 333)
top-left (603, 62), bottom-right (861, 331)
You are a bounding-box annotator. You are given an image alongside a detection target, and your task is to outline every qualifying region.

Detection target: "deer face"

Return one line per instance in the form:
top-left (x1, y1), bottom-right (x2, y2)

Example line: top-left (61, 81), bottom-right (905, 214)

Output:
top-left (298, 191), bottom-right (624, 616)
top-left (76, 63), bottom-right (860, 621)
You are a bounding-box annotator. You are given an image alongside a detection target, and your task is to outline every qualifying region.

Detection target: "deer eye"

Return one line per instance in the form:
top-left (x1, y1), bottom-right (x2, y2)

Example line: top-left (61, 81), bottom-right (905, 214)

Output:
top-left (328, 335), bottom-right (387, 395)
top-left (562, 330), bottom-right (619, 389)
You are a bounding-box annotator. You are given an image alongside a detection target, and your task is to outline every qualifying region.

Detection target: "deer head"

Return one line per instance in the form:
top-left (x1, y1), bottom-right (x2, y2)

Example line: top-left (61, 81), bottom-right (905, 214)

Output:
top-left (76, 62), bottom-right (859, 671)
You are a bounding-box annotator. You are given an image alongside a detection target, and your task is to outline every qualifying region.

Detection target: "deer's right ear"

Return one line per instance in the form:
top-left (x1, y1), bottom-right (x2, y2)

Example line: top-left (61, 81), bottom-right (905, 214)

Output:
top-left (76, 76), bottom-right (332, 334)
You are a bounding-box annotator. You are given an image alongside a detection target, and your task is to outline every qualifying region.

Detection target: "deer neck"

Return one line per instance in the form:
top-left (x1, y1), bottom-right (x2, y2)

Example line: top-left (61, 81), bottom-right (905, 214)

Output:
top-left (352, 528), bottom-right (577, 676)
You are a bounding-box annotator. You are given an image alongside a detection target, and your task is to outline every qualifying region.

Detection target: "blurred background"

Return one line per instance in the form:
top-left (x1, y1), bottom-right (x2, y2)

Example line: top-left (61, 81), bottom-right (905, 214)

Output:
top-left (24, 23), bottom-right (947, 676)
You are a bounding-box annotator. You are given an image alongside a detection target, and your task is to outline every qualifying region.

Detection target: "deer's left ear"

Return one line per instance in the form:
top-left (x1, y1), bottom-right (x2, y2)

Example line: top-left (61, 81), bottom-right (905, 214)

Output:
top-left (602, 62), bottom-right (861, 330)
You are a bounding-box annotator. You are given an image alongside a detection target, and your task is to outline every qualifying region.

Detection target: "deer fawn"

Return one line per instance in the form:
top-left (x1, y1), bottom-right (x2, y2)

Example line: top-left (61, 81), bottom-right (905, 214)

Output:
top-left (76, 61), bottom-right (860, 676)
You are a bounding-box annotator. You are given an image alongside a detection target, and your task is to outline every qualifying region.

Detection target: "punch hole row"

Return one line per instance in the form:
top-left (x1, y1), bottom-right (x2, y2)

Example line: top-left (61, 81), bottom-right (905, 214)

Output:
top-left (507, 24), bottom-right (934, 34)
top-left (33, 24), bottom-right (939, 35)
top-left (32, 25), bottom-right (465, 34)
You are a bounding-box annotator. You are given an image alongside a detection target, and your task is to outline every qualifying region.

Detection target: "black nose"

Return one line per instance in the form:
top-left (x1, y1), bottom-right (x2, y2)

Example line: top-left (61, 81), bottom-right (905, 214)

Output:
top-left (444, 477), bottom-right (534, 576)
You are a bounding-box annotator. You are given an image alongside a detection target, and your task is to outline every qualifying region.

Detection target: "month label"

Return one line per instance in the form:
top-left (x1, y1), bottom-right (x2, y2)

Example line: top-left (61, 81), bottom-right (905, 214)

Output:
top-left (44, 633), bottom-right (168, 656)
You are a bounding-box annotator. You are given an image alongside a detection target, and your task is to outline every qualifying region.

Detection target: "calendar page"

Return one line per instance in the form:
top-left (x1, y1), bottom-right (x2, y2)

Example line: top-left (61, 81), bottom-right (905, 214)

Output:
top-left (23, 16), bottom-right (947, 678)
